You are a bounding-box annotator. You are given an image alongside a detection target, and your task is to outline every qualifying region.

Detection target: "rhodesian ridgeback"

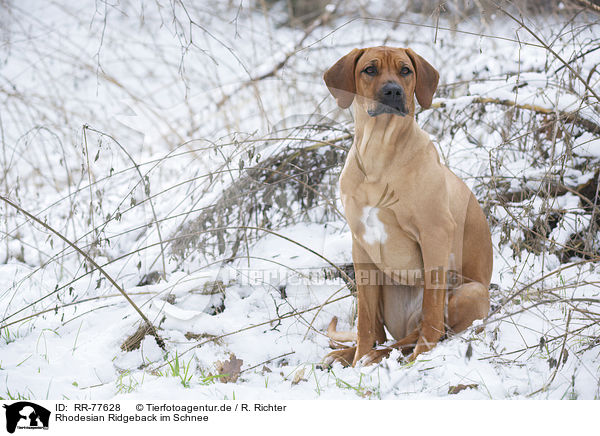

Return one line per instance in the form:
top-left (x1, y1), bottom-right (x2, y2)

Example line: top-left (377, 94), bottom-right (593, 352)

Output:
top-left (322, 46), bottom-right (493, 367)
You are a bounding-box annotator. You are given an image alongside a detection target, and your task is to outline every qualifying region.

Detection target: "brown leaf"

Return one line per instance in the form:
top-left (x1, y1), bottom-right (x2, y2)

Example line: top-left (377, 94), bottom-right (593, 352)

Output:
top-left (291, 368), bottom-right (306, 385)
top-left (215, 353), bottom-right (243, 383)
top-left (448, 383), bottom-right (479, 395)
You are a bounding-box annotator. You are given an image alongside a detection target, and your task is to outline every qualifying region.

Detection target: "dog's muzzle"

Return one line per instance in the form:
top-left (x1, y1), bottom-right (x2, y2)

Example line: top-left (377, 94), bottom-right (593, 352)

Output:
top-left (368, 82), bottom-right (408, 117)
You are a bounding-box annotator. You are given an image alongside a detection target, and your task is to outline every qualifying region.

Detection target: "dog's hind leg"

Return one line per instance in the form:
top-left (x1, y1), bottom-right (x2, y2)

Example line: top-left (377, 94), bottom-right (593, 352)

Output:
top-left (448, 193), bottom-right (492, 333)
top-left (446, 281), bottom-right (489, 333)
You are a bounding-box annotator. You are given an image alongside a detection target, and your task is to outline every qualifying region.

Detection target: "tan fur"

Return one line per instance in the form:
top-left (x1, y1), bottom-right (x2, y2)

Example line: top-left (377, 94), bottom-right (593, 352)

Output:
top-left (323, 47), bottom-right (492, 367)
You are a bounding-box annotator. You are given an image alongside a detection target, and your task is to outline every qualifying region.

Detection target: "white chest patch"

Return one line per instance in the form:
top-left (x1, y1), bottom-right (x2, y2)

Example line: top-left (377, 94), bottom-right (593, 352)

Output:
top-left (360, 206), bottom-right (388, 245)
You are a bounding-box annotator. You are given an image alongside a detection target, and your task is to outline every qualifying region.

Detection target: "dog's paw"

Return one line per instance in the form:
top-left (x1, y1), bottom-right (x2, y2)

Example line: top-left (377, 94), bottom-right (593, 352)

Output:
top-left (321, 347), bottom-right (356, 368)
top-left (408, 341), bottom-right (435, 361)
top-left (359, 348), bottom-right (392, 366)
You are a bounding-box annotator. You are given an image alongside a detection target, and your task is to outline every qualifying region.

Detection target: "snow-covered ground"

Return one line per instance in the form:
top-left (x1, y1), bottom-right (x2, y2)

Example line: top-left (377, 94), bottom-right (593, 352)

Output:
top-left (1, 0), bottom-right (599, 400)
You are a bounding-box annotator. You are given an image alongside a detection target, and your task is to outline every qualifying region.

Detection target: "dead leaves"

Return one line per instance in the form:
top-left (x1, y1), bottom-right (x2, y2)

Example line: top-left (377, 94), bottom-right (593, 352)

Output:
top-left (120, 323), bottom-right (154, 352)
top-left (291, 368), bottom-right (306, 385)
top-left (215, 353), bottom-right (243, 383)
top-left (448, 383), bottom-right (479, 395)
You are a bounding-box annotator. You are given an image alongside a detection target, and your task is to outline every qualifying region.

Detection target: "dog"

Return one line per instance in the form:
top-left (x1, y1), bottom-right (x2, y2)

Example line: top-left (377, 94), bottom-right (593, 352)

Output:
top-left (322, 46), bottom-right (493, 367)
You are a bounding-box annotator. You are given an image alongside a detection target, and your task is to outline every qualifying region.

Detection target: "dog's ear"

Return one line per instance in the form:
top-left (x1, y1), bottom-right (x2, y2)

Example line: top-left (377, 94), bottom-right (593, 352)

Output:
top-left (324, 48), bottom-right (365, 109)
top-left (406, 48), bottom-right (439, 109)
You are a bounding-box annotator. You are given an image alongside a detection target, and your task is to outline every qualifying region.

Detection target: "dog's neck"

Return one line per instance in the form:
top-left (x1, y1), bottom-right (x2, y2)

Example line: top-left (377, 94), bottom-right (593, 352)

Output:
top-left (352, 106), bottom-right (428, 178)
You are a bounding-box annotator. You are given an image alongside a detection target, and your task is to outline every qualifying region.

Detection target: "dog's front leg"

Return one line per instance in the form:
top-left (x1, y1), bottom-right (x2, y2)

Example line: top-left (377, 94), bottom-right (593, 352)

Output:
top-left (351, 238), bottom-right (386, 366)
top-left (411, 220), bottom-right (455, 360)
top-left (322, 238), bottom-right (385, 367)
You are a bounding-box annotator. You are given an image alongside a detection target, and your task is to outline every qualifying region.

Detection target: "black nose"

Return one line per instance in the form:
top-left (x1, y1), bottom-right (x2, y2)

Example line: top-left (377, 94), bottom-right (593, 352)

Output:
top-left (380, 82), bottom-right (405, 107)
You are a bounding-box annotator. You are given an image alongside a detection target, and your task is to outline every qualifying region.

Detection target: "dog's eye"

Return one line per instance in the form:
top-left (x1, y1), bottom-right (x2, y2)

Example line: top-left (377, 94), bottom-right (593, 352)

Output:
top-left (363, 66), bottom-right (377, 76)
top-left (400, 67), bottom-right (411, 75)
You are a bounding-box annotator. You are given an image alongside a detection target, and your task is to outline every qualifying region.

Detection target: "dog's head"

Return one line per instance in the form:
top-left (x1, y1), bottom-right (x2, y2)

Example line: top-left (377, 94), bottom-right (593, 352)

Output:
top-left (323, 46), bottom-right (439, 117)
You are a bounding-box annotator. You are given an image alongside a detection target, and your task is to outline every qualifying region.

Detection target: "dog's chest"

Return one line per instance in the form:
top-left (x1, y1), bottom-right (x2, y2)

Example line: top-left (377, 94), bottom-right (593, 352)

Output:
top-left (340, 161), bottom-right (423, 271)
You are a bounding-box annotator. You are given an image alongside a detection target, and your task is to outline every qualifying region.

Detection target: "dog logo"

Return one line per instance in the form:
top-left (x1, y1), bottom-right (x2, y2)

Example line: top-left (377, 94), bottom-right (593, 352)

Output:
top-left (2, 402), bottom-right (50, 433)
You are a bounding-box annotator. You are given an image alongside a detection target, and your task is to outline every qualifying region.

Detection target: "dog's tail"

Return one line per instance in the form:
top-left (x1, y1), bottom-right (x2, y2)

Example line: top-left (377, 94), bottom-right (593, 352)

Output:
top-left (326, 316), bottom-right (357, 342)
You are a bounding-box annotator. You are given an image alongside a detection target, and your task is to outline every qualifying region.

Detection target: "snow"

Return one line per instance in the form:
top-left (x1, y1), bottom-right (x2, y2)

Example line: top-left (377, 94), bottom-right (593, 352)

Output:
top-left (1, 1), bottom-right (599, 401)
